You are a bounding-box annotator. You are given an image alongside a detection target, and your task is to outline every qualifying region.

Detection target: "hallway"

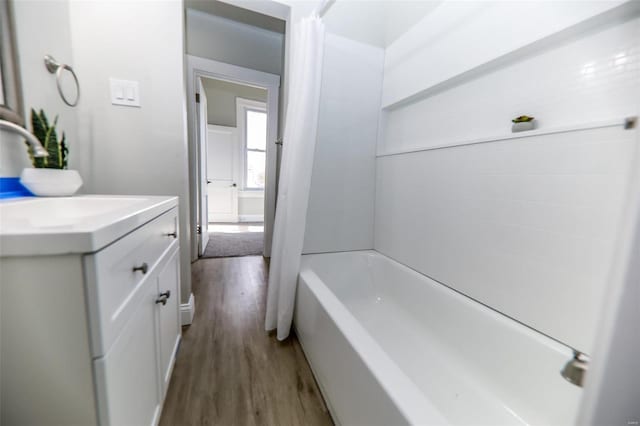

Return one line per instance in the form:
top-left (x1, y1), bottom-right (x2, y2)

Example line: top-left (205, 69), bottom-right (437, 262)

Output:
top-left (159, 256), bottom-right (332, 426)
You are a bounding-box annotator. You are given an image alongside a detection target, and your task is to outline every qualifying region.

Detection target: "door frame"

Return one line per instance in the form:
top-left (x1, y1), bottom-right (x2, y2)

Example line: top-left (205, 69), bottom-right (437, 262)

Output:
top-left (186, 55), bottom-right (280, 258)
top-left (196, 78), bottom-right (210, 255)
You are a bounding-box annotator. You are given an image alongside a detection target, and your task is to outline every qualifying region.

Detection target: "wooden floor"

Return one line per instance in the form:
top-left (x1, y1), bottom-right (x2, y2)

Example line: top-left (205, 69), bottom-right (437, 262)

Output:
top-left (159, 256), bottom-right (333, 426)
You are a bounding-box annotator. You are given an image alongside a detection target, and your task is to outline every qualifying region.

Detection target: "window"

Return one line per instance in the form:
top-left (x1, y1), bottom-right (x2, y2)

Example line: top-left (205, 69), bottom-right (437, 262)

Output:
top-left (244, 109), bottom-right (267, 190)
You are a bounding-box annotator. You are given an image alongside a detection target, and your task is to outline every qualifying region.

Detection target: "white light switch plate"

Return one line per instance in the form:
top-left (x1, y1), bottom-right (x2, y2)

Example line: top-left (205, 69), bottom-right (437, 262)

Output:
top-left (109, 78), bottom-right (140, 107)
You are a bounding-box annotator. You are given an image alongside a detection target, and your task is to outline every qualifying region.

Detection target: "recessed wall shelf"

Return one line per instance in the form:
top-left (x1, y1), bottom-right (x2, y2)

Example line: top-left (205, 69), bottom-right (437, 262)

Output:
top-left (376, 117), bottom-right (637, 158)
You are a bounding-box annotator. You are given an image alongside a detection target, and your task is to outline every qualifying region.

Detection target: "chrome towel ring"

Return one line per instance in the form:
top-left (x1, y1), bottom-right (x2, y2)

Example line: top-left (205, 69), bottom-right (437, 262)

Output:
top-left (44, 54), bottom-right (80, 107)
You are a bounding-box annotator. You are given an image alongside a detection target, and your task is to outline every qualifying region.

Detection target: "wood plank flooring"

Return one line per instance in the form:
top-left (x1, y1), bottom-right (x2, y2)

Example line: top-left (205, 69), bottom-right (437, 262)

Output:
top-left (159, 256), bottom-right (333, 426)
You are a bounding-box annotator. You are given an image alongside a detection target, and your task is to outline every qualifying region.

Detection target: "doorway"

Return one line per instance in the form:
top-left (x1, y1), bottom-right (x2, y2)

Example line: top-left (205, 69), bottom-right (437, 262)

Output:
top-left (203, 80), bottom-right (268, 257)
top-left (186, 56), bottom-right (280, 259)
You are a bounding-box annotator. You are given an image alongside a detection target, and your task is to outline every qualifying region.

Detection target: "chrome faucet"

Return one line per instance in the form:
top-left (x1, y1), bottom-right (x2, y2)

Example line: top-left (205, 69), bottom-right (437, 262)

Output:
top-left (0, 119), bottom-right (49, 157)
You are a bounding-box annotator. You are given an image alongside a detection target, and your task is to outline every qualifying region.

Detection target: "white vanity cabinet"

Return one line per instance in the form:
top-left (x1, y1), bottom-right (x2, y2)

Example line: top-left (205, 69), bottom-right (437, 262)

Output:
top-left (0, 197), bottom-right (181, 426)
top-left (89, 213), bottom-right (181, 426)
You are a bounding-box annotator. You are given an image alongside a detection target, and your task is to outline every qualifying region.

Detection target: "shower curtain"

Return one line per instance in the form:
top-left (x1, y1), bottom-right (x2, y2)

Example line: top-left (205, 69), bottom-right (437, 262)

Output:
top-left (265, 14), bottom-right (325, 340)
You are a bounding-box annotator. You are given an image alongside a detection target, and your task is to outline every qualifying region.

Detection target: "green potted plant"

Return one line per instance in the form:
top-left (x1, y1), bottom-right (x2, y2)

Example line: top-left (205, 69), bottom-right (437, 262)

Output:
top-left (19, 109), bottom-right (82, 196)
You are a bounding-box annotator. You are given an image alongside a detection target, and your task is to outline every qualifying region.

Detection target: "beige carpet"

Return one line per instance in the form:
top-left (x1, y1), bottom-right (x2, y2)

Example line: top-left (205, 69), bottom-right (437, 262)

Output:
top-left (202, 232), bottom-right (263, 258)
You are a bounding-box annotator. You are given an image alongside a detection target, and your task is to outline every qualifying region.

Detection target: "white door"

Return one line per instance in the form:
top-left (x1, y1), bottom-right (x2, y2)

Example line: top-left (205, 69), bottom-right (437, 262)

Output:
top-left (196, 79), bottom-right (209, 255)
top-left (207, 125), bottom-right (239, 223)
top-left (93, 276), bottom-right (161, 426)
top-left (156, 246), bottom-right (180, 396)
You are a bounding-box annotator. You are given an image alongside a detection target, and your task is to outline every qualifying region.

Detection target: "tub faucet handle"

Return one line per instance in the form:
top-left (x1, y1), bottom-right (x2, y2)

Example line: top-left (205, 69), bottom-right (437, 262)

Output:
top-left (561, 350), bottom-right (589, 387)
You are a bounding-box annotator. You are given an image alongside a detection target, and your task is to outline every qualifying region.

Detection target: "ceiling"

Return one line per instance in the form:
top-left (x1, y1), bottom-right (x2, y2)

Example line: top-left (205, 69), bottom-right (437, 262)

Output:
top-left (323, 0), bottom-right (443, 48)
top-left (185, 0), bottom-right (286, 34)
top-left (185, 0), bottom-right (443, 49)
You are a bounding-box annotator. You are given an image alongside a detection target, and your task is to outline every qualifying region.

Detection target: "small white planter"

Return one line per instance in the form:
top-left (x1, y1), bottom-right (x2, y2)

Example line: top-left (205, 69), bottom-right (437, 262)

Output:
top-left (20, 168), bottom-right (83, 197)
top-left (512, 121), bottom-right (536, 132)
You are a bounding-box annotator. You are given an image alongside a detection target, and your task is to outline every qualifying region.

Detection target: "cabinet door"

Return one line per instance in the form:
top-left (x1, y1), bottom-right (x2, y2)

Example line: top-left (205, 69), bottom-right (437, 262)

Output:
top-left (94, 275), bottom-right (161, 426)
top-left (156, 246), bottom-right (181, 395)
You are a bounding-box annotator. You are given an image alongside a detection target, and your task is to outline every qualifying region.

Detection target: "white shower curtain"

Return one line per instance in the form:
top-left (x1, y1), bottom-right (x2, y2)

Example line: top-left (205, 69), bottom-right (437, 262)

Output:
top-left (265, 14), bottom-right (325, 340)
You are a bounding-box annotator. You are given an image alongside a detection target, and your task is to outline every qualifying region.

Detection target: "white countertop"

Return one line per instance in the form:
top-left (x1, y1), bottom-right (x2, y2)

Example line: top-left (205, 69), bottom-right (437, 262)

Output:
top-left (0, 195), bottom-right (178, 257)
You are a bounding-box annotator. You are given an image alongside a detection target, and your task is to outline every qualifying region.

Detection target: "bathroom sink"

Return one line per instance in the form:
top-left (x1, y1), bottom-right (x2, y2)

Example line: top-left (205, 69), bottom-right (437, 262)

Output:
top-left (0, 195), bottom-right (178, 256)
top-left (0, 196), bottom-right (147, 228)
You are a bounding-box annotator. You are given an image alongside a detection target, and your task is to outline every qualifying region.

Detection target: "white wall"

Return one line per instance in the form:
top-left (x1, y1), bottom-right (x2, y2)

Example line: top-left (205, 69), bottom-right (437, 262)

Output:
top-left (186, 8), bottom-right (284, 76)
top-left (374, 5), bottom-right (640, 354)
top-left (67, 1), bottom-right (192, 303)
top-left (302, 33), bottom-right (384, 254)
top-left (380, 4), bottom-right (640, 154)
top-left (382, 0), bottom-right (627, 107)
top-left (3, 0), bottom-right (81, 178)
top-left (376, 126), bottom-right (636, 353)
top-left (238, 195), bottom-right (263, 219)
top-left (202, 78), bottom-right (267, 127)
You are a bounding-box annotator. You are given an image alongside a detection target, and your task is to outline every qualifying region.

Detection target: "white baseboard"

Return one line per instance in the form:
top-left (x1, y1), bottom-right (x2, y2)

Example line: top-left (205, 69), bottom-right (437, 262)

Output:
top-left (180, 293), bottom-right (195, 325)
top-left (238, 214), bottom-right (264, 222)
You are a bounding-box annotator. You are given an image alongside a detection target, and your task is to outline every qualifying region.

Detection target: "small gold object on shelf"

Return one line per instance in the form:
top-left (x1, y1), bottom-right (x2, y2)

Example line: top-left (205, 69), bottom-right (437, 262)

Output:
top-left (512, 115), bottom-right (536, 132)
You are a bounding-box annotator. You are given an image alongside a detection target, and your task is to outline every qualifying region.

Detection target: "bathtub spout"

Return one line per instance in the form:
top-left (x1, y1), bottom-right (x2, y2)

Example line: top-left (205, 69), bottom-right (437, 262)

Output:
top-left (561, 350), bottom-right (589, 387)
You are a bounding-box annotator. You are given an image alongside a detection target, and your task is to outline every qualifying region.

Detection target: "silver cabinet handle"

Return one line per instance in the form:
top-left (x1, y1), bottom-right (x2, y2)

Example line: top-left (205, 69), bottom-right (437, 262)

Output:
top-left (155, 290), bottom-right (171, 306)
top-left (166, 231), bottom-right (178, 239)
top-left (132, 263), bottom-right (148, 274)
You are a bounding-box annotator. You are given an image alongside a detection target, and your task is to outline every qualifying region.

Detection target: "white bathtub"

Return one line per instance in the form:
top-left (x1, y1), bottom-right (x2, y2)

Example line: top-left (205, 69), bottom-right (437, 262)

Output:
top-left (294, 251), bottom-right (582, 425)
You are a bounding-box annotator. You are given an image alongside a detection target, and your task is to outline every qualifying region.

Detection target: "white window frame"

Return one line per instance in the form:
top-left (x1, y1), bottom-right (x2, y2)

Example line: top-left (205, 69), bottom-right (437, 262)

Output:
top-left (236, 97), bottom-right (267, 192)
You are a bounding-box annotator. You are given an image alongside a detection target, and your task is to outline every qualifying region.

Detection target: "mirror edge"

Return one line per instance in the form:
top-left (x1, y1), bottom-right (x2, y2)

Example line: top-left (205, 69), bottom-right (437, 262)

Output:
top-left (0, 0), bottom-right (25, 126)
